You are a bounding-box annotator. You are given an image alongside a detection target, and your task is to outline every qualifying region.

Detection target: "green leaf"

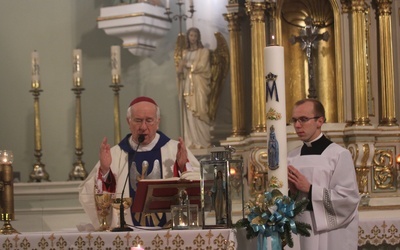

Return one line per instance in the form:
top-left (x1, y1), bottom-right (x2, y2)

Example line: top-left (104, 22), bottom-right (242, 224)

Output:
top-left (295, 221), bottom-right (312, 237)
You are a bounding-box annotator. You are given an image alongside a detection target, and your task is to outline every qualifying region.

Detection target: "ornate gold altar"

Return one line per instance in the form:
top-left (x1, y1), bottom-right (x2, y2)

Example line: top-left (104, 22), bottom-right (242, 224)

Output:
top-left (221, 0), bottom-right (400, 211)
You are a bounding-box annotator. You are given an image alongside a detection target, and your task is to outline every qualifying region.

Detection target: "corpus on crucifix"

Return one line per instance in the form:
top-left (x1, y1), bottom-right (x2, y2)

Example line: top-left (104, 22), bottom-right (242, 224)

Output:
top-left (289, 16), bottom-right (329, 99)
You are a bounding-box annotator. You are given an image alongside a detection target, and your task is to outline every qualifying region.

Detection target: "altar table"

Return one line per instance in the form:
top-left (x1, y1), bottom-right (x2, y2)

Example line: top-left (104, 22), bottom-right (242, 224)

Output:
top-left (2, 210), bottom-right (400, 250)
top-left (0, 228), bottom-right (239, 250)
top-left (358, 209), bottom-right (400, 250)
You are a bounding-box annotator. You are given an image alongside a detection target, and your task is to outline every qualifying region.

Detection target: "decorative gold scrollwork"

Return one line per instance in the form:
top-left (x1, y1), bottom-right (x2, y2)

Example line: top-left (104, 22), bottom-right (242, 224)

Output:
top-left (348, 144), bottom-right (358, 166)
top-left (372, 149), bottom-right (396, 191)
top-left (248, 148), bottom-right (268, 196)
top-left (356, 167), bottom-right (370, 194)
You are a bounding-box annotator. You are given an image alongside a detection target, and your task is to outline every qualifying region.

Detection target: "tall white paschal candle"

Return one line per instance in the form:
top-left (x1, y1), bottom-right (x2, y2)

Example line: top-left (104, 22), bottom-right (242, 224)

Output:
top-left (264, 45), bottom-right (288, 195)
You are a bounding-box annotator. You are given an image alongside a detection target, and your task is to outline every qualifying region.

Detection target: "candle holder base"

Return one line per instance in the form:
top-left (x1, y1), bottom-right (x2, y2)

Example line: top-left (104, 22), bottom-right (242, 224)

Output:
top-left (29, 163), bottom-right (50, 182)
top-left (0, 214), bottom-right (19, 235)
top-left (69, 162), bottom-right (88, 180)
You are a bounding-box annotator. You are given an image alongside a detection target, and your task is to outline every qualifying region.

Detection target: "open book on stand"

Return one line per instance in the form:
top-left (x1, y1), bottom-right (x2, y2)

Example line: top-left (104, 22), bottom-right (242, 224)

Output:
top-left (132, 171), bottom-right (201, 213)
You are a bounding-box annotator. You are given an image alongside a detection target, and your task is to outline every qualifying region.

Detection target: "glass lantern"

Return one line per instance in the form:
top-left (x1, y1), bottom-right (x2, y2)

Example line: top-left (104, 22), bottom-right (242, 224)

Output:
top-left (200, 146), bottom-right (244, 229)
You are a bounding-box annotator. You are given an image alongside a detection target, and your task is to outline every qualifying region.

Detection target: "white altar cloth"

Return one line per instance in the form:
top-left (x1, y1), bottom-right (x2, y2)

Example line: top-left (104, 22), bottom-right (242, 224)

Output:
top-left (358, 209), bottom-right (400, 248)
top-left (0, 228), bottom-right (238, 250)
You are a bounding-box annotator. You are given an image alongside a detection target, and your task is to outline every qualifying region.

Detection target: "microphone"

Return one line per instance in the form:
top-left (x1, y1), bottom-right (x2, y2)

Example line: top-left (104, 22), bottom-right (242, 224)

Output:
top-left (112, 134), bottom-right (145, 232)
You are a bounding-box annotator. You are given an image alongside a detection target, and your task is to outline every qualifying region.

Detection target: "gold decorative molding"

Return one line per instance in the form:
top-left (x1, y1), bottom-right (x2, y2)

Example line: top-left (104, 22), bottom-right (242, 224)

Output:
top-left (356, 166), bottom-right (370, 193)
top-left (372, 149), bottom-right (396, 191)
top-left (248, 148), bottom-right (268, 196)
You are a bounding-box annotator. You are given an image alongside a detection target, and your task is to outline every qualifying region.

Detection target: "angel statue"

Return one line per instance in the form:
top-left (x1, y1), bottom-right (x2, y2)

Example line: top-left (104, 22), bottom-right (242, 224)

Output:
top-left (175, 27), bottom-right (229, 149)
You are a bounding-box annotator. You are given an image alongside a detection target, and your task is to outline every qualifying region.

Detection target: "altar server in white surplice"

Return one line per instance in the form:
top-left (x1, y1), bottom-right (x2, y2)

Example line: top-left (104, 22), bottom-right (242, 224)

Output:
top-left (287, 99), bottom-right (360, 250)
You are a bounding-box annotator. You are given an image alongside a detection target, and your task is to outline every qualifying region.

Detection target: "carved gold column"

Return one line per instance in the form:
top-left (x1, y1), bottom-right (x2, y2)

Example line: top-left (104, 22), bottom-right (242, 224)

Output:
top-left (245, 1), bottom-right (267, 132)
top-left (376, 0), bottom-right (398, 126)
top-left (224, 10), bottom-right (246, 137)
top-left (347, 0), bottom-right (370, 126)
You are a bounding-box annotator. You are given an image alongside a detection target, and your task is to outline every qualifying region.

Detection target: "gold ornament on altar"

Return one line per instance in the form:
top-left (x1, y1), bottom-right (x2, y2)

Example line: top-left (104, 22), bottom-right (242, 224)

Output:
top-left (95, 193), bottom-right (113, 231)
top-left (111, 196), bottom-right (132, 229)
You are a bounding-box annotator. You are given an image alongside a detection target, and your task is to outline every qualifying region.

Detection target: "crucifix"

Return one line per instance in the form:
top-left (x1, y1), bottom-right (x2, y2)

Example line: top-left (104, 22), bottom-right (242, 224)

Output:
top-left (290, 17), bottom-right (329, 99)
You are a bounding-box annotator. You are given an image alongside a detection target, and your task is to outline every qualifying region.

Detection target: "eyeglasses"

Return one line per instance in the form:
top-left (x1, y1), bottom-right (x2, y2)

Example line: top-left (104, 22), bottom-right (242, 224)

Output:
top-left (131, 118), bottom-right (156, 126)
top-left (290, 116), bottom-right (320, 124)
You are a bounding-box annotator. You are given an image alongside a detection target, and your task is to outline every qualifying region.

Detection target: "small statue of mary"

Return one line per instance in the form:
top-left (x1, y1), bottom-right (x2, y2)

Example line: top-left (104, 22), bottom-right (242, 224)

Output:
top-left (268, 125), bottom-right (279, 170)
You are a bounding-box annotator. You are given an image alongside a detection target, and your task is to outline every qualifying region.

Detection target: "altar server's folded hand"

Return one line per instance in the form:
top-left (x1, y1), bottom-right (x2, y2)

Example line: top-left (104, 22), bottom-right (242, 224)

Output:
top-left (176, 137), bottom-right (188, 172)
top-left (288, 165), bottom-right (311, 193)
top-left (99, 137), bottom-right (111, 174)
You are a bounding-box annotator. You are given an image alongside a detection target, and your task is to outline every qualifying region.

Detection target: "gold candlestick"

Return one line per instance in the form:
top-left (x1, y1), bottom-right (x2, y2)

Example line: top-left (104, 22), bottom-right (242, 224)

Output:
top-left (110, 75), bottom-right (123, 144)
top-left (29, 84), bottom-right (50, 182)
top-left (165, 0), bottom-right (195, 34)
top-left (0, 150), bottom-right (19, 234)
top-left (69, 79), bottom-right (88, 180)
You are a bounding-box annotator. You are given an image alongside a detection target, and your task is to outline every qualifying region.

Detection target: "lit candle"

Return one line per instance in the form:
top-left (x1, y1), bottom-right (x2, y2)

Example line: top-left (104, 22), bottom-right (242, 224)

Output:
top-left (111, 45), bottom-right (121, 76)
top-left (73, 49), bottom-right (82, 86)
top-left (131, 245), bottom-right (144, 250)
top-left (0, 150), bottom-right (13, 164)
top-left (31, 50), bottom-right (40, 88)
top-left (1, 154), bottom-right (8, 164)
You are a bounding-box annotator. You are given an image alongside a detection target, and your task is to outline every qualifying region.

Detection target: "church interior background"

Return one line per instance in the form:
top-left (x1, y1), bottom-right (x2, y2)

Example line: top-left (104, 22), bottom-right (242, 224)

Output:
top-left (0, 0), bottom-right (400, 247)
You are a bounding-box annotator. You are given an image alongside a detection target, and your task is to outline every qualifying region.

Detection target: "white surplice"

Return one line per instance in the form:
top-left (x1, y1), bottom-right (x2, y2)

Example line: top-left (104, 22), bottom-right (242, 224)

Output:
top-left (78, 134), bottom-right (200, 229)
top-left (288, 143), bottom-right (360, 250)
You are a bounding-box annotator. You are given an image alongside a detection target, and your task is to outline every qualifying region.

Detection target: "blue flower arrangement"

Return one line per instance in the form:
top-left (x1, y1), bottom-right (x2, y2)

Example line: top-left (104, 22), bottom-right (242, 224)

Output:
top-left (235, 189), bottom-right (311, 250)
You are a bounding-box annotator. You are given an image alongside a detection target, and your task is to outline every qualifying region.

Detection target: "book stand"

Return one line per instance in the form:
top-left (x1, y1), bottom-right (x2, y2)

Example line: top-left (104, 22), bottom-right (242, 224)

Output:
top-left (132, 179), bottom-right (201, 214)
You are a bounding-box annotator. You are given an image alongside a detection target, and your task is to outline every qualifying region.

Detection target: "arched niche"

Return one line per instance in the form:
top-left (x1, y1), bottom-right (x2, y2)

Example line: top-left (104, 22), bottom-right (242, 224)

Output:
top-left (276, 0), bottom-right (343, 123)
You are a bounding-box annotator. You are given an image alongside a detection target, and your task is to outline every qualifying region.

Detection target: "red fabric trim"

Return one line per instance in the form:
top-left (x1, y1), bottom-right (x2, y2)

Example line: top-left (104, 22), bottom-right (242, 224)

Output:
top-left (98, 169), bottom-right (116, 193)
top-left (173, 160), bottom-right (188, 177)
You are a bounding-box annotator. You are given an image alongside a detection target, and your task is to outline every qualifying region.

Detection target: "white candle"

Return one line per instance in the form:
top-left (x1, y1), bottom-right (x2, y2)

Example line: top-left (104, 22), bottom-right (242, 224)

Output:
top-left (189, 0), bottom-right (194, 7)
top-left (264, 45), bottom-right (288, 195)
top-left (73, 49), bottom-right (82, 86)
top-left (0, 150), bottom-right (12, 164)
top-left (131, 245), bottom-right (144, 250)
top-left (31, 50), bottom-right (40, 85)
top-left (166, 0), bottom-right (170, 8)
top-left (111, 45), bottom-right (121, 76)
top-left (1, 155), bottom-right (8, 164)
